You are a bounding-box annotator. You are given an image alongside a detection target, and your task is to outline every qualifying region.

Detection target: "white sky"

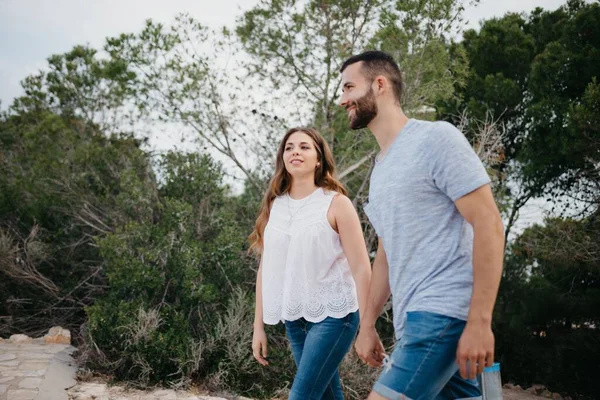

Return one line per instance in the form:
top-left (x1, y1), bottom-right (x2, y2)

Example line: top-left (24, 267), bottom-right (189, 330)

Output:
top-left (0, 0), bottom-right (582, 234)
top-left (0, 0), bottom-right (574, 109)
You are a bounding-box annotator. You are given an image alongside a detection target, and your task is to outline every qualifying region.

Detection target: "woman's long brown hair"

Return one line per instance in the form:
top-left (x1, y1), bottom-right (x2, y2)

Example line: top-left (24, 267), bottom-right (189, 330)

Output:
top-left (248, 127), bottom-right (347, 254)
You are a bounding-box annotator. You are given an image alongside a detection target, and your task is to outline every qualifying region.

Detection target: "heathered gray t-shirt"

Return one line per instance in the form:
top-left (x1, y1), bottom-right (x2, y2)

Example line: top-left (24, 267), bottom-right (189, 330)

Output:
top-left (363, 119), bottom-right (491, 339)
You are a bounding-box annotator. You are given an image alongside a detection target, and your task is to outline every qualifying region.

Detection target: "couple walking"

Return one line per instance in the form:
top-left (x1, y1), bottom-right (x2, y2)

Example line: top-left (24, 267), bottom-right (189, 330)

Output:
top-left (249, 51), bottom-right (505, 400)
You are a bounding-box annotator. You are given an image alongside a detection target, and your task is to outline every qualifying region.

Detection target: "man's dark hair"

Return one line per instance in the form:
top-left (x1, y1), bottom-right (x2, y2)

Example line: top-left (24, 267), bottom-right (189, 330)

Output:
top-left (340, 50), bottom-right (404, 103)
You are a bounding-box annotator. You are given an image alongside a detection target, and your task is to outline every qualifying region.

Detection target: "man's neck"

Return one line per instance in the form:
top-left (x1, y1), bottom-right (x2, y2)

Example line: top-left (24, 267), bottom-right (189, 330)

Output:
top-left (368, 105), bottom-right (409, 157)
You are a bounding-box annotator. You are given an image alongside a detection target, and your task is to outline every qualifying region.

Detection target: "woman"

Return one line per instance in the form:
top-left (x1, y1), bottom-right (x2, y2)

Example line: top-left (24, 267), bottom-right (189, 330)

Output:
top-left (249, 127), bottom-right (372, 400)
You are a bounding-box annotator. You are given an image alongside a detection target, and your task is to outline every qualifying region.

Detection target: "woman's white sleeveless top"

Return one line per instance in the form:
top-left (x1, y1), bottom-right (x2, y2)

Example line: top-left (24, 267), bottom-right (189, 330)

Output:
top-left (261, 187), bottom-right (358, 324)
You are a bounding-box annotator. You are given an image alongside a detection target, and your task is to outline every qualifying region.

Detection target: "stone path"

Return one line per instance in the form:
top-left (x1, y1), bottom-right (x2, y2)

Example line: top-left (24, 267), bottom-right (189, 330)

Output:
top-left (0, 337), bottom-right (76, 400)
top-left (0, 329), bottom-right (566, 400)
top-left (503, 388), bottom-right (552, 399)
top-left (65, 383), bottom-right (558, 400)
top-left (67, 383), bottom-right (252, 400)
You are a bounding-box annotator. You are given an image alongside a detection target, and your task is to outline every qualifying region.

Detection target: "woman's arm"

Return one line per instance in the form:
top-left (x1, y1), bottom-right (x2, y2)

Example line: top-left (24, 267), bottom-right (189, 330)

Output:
top-left (252, 258), bottom-right (268, 366)
top-left (330, 194), bottom-right (372, 321)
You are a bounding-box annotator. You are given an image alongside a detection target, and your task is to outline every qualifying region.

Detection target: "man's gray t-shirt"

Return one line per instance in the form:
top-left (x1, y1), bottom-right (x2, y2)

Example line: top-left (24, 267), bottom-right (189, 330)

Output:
top-left (363, 119), bottom-right (491, 339)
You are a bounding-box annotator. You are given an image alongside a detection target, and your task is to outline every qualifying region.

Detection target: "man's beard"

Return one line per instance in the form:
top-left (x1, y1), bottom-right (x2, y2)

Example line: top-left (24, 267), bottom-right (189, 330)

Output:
top-left (348, 87), bottom-right (378, 130)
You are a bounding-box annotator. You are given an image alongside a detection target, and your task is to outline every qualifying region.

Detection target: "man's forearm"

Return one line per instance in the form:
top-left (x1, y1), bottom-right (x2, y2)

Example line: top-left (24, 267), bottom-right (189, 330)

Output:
top-left (468, 217), bottom-right (504, 323)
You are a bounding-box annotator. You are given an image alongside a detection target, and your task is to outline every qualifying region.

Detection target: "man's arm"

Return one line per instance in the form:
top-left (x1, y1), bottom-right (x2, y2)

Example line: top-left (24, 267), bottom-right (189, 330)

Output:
top-left (455, 184), bottom-right (505, 379)
top-left (355, 237), bottom-right (391, 367)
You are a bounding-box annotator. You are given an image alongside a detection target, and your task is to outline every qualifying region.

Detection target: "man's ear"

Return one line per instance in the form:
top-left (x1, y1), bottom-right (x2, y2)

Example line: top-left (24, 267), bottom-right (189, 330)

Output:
top-left (374, 76), bottom-right (387, 94)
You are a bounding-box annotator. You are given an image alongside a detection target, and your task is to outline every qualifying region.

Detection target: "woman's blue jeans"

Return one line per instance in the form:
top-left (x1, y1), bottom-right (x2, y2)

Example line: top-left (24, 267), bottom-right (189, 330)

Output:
top-left (285, 311), bottom-right (359, 400)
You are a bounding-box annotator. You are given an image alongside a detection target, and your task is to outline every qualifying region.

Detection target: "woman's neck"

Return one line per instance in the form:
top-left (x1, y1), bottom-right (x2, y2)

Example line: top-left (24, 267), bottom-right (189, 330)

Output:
top-left (289, 177), bottom-right (318, 200)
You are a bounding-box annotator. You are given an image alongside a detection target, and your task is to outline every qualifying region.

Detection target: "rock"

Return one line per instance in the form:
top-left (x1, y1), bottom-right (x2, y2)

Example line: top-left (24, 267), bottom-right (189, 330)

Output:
top-left (514, 385), bottom-right (523, 391)
top-left (9, 334), bottom-right (32, 344)
top-left (69, 382), bottom-right (108, 396)
top-left (44, 326), bottom-right (71, 344)
top-left (541, 390), bottom-right (552, 398)
top-left (552, 393), bottom-right (563, 400)
top-left (526, 387), bottom-right (537, 394)
top-left (152, 389), bottom-right (177, 399)
top-left (503, 383), bottom-right (516, 389)
top-left (531, 384), bottom-right (547, 394)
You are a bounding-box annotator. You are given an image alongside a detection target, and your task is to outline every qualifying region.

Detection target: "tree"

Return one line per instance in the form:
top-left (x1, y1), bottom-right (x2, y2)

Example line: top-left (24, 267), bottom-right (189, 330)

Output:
top-left (11, 46), bottom-right (137, 132)
top-left (0, 110), bottom-right (157, 336)
top-left (237, 0), bottom-right (480, 252)
top-left (438, 0), bottom-right (600, 238)
top-left (494, 213), bottom-right (600, 397)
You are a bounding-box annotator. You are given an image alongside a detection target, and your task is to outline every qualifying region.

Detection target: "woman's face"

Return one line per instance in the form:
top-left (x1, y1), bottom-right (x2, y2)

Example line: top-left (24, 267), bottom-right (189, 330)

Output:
top-left (283, 131), bottom-right (319, 178)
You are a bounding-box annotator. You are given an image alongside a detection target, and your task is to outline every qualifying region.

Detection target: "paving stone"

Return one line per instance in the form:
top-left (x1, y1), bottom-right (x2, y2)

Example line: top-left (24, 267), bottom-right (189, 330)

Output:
top-left (0, 369), bottom-right (45, 377)
top-left (0, 360), bottom-right (20, 367)
top-left (0, 354), bottom-right (17, 362)
top-left (0, 376), bottom-right (15, 383)
top-left (17, 377), bottom-right (42, 389)
top-left (15, 346), bottom-right (47, 352)
top-left (0, 384), bottom-right (9, 395)
top-left (6, 389), bottom-right (38, 400)
top-left (19, 352), bottom-right (54, 360)
top-left (44, 344), bottom-right (71, 353)
top-left (17, 361), bottom-right (48, 370)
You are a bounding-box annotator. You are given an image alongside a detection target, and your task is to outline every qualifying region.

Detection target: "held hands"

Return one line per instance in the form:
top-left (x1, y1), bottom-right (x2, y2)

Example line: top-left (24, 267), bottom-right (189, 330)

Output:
top-left (456, 320), bottom-right (495, 380)
top-left (355, 326), bottom-right (386, 367)
top-left (252, 326), bottom-right (269, 366)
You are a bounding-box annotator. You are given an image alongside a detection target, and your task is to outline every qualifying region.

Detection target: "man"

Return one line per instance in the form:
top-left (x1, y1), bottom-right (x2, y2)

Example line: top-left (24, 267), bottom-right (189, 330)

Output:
top-left (338, 50), bottom-right (504, 399)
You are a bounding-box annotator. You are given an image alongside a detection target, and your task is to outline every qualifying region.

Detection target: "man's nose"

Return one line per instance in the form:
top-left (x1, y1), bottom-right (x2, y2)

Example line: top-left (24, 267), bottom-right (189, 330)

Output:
top-left (338, 94), bottom-right (347, 107)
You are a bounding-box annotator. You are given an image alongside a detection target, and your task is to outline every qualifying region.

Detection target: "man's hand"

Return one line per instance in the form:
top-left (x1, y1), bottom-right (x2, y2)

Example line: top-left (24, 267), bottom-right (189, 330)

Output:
top-left (456, 320), bottom-right (494, 380)
top-left (355, 326), bottom-right (386, 367)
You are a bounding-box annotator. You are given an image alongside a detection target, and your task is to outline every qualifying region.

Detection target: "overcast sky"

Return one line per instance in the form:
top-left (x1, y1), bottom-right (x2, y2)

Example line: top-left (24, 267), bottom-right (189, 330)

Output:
top-left (0, 0), bottom-right (575, 109)
top-left (0, 0), bottom-right (582, 232)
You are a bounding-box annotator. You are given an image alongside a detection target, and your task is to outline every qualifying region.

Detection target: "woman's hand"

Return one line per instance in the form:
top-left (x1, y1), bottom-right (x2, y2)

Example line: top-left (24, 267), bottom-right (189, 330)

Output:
top-left (252, 326), bottom-right (269, 366)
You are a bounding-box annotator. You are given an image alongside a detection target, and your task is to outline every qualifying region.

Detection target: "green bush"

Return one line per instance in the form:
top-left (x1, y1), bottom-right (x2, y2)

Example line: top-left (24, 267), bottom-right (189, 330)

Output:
top-left (0, 111), bottom-right (157, 337)
top-left (79, 152), bottom-right (297, 396)
top-left (494, 216), bottom-right (600, 399)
